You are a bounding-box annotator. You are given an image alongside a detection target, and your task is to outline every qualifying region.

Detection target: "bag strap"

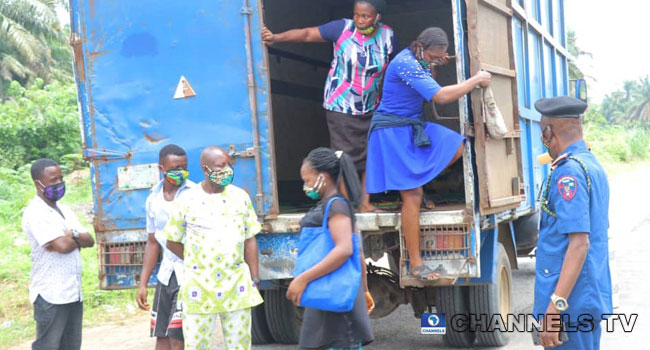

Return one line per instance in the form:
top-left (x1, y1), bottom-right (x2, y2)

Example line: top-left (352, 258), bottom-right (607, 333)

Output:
top-left (322, 196), bottom-right (345, 229)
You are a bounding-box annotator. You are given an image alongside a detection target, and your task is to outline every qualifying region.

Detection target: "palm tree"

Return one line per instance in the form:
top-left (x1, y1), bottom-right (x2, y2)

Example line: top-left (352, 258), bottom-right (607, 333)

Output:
top-left (622, 80), bottom-right (637, 102)
top-left (0, 0), bottom-right (68, 97)
top-left (626, 76), bottom-right (650, 124)
top-left (601, 91), bottom-right (627, 123)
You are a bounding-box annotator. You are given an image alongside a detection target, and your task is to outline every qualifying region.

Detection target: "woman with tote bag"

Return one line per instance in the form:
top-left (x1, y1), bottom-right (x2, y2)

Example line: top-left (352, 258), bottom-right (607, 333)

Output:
top-left (287, 148), bottom-right (375, 349)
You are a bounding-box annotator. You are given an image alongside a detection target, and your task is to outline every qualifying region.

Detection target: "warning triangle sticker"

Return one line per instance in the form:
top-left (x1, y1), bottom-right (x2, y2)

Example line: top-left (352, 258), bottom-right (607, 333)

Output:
top-left (173, 75), bottom-right (196, 99)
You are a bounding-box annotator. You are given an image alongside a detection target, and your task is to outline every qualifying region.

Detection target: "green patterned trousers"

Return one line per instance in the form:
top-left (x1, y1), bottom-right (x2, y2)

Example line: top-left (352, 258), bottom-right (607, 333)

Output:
top-left (183, 308), bottom-right (251, 350)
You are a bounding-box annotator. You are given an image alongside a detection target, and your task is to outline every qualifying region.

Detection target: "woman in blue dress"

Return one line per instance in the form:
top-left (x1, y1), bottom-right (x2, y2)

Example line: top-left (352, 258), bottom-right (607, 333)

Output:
top-left (365, 27), bottom-right (492, 280)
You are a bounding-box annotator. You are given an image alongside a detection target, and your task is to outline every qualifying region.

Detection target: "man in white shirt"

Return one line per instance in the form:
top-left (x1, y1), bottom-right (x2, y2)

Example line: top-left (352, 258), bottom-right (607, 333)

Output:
top-left (136, 144), bottom-right (194, 350)
top-left (22, 158), bottom-right (95, 350)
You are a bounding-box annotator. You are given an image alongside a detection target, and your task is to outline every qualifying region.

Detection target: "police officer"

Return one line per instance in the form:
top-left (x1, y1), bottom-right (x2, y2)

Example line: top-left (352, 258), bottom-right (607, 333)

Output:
top-left (533, 96), bottom-right (612, 349)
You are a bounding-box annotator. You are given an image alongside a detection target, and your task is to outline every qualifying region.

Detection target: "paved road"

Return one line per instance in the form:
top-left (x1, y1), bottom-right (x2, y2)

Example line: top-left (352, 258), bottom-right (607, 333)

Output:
top-left (255, 164), bottom-right (650, 350)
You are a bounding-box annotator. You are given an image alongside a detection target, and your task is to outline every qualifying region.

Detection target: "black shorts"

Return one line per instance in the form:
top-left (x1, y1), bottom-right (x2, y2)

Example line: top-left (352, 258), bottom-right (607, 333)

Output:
top-left (151, 272), bottom-right (183, 340)
top-left (325, 110), bottom-right (373, 173)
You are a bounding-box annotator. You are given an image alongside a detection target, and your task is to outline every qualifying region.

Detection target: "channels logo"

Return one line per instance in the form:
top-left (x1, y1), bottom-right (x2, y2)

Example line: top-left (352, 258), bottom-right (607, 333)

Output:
top-left (421, 313), bottom-right (446, 334)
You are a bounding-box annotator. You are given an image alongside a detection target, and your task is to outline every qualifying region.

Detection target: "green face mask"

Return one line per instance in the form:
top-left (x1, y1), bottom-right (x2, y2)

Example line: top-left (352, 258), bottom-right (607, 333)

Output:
top-left (164, 169), bottom-right (189, 187)
top-left (356, 18), bottom-right (379, 36)
top-left (357, 25), bottom-right (376, 35)
top-left (206, 165), bottom-right (234, 187)
top-left (303, 174), bottom-right (325, 200)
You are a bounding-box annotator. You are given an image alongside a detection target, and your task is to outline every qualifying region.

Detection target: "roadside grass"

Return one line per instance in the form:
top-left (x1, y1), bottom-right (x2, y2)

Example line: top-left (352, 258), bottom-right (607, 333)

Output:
top-left (0, 170), bottom-right (145, 347)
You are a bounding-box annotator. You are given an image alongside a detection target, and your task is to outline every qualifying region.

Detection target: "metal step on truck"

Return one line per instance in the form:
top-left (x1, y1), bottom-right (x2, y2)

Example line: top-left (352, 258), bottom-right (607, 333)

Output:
top-left (69, 0), bottom-right (571, 347)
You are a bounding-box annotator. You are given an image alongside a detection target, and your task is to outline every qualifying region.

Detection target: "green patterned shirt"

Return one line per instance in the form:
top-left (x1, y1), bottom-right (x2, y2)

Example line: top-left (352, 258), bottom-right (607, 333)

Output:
top-left (164, 184), bottom-right (263, 314)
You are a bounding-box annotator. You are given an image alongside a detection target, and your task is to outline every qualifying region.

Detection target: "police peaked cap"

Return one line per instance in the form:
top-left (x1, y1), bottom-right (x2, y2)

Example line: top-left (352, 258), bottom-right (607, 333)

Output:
top-left (534, 96), bottom-right (588, 118)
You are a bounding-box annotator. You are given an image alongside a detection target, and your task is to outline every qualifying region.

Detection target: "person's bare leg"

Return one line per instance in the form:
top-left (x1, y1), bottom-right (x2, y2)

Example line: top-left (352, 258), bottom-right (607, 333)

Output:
top-left (360, 171), bottom-right (381, 213)
top-left (422, 144), bottom-right (465, 210)
top-left (169, 337), bottom-right (183, 350)
top-left (448, 143), bottom-right (464, 168)
top-left (400, 187), bottom-right (433, 276)
top-left (155, 337), bottom-right (171, 350)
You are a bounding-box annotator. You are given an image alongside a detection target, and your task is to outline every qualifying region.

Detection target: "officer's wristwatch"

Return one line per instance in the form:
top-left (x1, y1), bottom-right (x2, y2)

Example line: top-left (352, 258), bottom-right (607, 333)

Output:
top-left (71, 228), bottom-right (80, 239)
top-left (551, 293), bottom-right (569, 311)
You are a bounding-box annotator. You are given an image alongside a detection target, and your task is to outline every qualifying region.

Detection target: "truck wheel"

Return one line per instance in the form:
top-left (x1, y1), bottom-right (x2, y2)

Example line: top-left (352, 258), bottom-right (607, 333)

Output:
top-left (251, 291), bottom-right (274, 344)
top-left (469, 243), bottom-right (512, 347)
top-left (263, 286), bottom-right (302, 344)
top-left (434, 286), bottom-right (475, 347)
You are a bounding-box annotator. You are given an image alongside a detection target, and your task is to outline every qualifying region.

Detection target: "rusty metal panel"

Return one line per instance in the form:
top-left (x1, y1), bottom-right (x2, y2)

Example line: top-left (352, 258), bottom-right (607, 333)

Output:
top-left (466, 0), bottom-right (525, 214)
top-left (69, 0), bottom-right (276, 288)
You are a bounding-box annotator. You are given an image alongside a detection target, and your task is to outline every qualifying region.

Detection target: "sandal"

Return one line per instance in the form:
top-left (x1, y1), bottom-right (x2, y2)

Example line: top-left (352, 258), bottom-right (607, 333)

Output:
top-left (409, 264), bottom-right (440, 281)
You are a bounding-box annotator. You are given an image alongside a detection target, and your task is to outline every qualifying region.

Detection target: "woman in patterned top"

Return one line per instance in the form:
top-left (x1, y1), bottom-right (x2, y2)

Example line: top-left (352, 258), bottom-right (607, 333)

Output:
top-left (262, 0), bottom-right (396, 213)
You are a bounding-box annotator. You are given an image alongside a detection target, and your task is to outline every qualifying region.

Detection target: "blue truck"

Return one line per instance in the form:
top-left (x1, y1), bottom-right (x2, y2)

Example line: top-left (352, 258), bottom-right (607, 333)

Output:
top-left (69, 0), bottom-right (572, 346)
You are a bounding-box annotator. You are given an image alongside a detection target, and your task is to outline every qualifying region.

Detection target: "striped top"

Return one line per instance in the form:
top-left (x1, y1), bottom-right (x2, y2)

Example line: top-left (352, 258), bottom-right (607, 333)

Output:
top-left (319, 19), bottom-right (396, 115)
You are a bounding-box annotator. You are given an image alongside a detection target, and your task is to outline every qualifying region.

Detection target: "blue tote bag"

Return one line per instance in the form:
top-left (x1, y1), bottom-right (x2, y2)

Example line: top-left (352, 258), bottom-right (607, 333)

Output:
top-left (294, 197), bottom-right (362, 312)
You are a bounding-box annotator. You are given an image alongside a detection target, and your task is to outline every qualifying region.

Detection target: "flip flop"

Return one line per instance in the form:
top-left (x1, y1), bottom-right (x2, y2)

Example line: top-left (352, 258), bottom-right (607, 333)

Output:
top-left (409, 264), bottom-right (440, 281)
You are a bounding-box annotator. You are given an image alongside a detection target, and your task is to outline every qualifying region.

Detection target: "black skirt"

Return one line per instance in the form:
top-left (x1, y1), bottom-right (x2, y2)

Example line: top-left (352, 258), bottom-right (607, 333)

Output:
top-left (325, 110), bottom-right (373, 173)
top-left (298, 284), bottom-right (373, 349)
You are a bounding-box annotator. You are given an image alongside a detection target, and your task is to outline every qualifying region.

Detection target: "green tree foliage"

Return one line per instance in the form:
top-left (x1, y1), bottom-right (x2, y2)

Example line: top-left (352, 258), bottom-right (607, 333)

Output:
top-left (599, 76), bottom-right (650, 125)
top-left (626, 77), bottom-right (650, 123)
top-left (567, 30), bottom-right (592, 80)
top-left (0, 79), bottom-right (82, 169)
top-left (0, 0), bottom-right (71, 97)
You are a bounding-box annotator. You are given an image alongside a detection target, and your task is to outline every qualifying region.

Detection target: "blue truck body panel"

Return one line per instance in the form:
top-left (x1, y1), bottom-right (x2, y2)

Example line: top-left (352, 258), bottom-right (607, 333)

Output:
top-left (70, 0), bottom-right (568, 289)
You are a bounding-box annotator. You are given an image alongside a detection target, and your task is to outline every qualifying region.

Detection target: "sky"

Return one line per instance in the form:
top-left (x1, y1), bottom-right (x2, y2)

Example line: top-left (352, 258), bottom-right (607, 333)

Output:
top-left (565, 0), bottom-right (650, 102)
top-left (56, 1), bottom-right (648, 103)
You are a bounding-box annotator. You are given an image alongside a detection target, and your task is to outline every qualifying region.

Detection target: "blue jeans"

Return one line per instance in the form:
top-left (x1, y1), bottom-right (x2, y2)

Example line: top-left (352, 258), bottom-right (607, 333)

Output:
top-left (32, 295), bottom-right (83, 350)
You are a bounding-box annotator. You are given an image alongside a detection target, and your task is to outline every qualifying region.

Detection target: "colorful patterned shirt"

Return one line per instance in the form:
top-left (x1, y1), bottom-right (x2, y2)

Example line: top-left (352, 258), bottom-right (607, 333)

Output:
top-left (164, 184), bottom-right (263, 314)
top-left (319, 19), bottom-right (396, 115)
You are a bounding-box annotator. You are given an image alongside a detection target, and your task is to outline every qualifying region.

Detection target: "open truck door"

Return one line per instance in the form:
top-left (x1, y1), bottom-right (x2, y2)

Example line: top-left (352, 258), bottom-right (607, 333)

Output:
top-left (466, 0), bottom-right (525, 215)
top-left (69, 0), bottom-right (275, 289)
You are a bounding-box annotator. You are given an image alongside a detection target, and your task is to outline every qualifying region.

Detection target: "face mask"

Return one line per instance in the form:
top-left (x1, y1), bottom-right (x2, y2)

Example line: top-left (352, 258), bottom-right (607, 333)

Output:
top-left (38, 180), bottom-right (66, 202)
top-left (356, 18), bottom-right (379, 35)
top-left (416, 46), bottom-right (445, 70)
top-left (164, 169), bottom-right (189, 186)
top-left (206, 165), bottom-right (234, 187)
top-left (303, 174), bottom-right (325, 200)
top-left (358, 25), bottom-right (376, 35)
top-left (541, 125), bottom-right (553, 152)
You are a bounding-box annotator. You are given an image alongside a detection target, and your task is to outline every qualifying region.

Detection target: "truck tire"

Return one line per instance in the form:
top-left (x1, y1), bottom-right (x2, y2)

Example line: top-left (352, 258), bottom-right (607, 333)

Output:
top-left (251, 291), bottom-right (274, 344)
top-left (434, 286), bottom-right (475, 347)
top-left (263, 287), bottom-right (302, 344)
top-left (469, 243), bottom-right (512, 347)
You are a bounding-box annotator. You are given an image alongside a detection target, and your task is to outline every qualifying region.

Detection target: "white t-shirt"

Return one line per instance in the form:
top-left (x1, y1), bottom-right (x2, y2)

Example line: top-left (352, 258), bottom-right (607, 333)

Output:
top-left (145, 180), bottom-right (195, 286)
top-left (22, 196), bottom-right (87, 304)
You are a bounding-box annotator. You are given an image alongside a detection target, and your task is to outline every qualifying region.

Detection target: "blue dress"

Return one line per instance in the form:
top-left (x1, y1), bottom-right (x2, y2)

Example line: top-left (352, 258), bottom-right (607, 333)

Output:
top-left (365, 48), bottom-right (465, 193)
